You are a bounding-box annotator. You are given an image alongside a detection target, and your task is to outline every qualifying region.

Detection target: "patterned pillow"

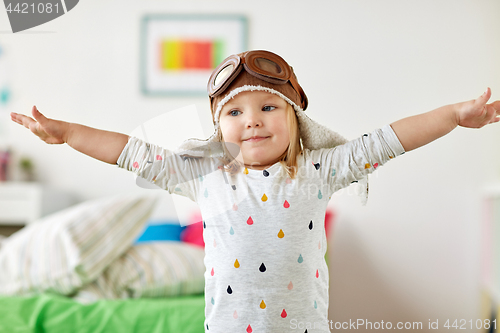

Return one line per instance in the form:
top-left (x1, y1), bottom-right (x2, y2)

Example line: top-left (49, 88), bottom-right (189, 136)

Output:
top-left (73, 241), bottom-right (205, 303)
top-left (0, 194), bottom-right (158, 296)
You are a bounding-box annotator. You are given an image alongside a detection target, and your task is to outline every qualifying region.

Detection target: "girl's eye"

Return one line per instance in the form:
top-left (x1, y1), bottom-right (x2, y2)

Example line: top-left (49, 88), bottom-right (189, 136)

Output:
top-left (229, 110), bottom-right (241, 117)
top-left (263, 105), bottom-right (276, 111)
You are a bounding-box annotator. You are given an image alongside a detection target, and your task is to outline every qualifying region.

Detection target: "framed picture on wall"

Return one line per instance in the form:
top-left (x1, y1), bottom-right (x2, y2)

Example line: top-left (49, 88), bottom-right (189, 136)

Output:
top-left (140, 14), bottom-right (248, 96)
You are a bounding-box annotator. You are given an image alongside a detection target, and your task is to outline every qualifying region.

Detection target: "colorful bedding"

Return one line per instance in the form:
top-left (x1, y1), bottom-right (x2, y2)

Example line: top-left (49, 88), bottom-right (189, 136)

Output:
top-left (0, 292), bottom-right (205, 333)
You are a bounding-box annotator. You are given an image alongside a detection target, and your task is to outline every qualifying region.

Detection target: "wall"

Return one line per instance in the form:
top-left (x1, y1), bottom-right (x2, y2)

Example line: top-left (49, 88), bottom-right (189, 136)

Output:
top-left (1, 0), bottom-right (499, 331)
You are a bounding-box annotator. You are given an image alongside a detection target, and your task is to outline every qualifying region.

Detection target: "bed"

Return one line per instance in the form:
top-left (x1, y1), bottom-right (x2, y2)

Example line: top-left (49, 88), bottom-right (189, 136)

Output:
top-left (0, 194), bottom-right (207, 333)
top-left (0, 293), bottom-right (205, 333)
top-left (0, 193), bottom-right (334, 333)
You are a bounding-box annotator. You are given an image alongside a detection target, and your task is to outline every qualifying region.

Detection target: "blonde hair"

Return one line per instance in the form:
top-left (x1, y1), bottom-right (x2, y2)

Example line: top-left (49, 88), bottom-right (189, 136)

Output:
top-left (218, 104), bottom-right (303, 179)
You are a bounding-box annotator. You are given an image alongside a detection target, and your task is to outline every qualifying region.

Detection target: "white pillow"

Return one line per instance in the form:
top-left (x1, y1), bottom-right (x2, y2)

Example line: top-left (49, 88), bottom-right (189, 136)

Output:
top-left (0, 193), bottom-right (158, 296)
top-left (73, 241), bottom-right (205, 303)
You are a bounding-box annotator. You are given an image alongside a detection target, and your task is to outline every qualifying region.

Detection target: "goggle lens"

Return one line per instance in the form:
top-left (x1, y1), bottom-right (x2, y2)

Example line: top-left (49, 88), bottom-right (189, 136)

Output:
top-left (253, 57), bottom-right (282, 76)
top-left (214, 64), bottom-right (235, 87)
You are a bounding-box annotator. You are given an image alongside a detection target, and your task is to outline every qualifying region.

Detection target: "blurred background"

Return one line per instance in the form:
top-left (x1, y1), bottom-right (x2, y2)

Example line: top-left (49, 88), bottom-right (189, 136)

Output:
top-left (1, 0), bottom-right (499, 331)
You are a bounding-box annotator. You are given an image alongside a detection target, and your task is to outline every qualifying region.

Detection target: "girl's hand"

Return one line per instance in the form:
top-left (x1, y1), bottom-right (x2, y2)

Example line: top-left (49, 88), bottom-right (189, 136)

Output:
top-left (10, 106), bottom-right (70, 144)
top-left (455, 87), bottom-right (500, 128)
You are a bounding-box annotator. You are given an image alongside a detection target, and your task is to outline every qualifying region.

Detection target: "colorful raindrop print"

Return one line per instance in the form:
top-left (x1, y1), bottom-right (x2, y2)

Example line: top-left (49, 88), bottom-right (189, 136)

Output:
top-left (233, 310), bottom-right (238, 319)
top-left (206, 324), bottom-right (209, 330)
top-left (364, 163), bottom-right (371, 169)
top-left (232, 185), bottom-right (236, 190)
top-left (232, 203), bottom-right (238, 211)
top-left (263, 169), bottom-right (269, 177)
top-left (331, 168), bottom-right (336, 177)
top-left (298, 254), bottom-right (303, 263)
top-left (318, 190), bottom-right (322, 199)
top-left (374, 162), bottom-right (379, 169)
top-left (316, 269), bottom-right (319, 278)
top-left (281, 309), bottom-right (287, 318)
top-left (198, 174), bottom-right (203, 181)
top-left (277, 229), bottom-right (285, 238)
top-left (288, 281), bottom-right (293, 290)
top-left (211, 268), bottom-right (214, 276)
top-left (286, 177), bottom-right (292, 184)
top-left (283, 200), bottom-right (290, 208)
top-left (261, 193), bottom-right (268, 202)
top-left (174, 187), bottom-right (182, 192)
top-left (246, 325), bottom-right (252, 333)
top-left (244, 168), bottom-right (249, 175)
top-left (204, 188), bottom-right (208, 198)
top-left (313, 162), bottom-right (320, 170)
top-left (260, 300), bottom-right (266, 309)
top-left (211, 297), bottom-right (214, 305)
top-left (229, 226), bottom-right (234, 235)
top-left (309, 221), bottom-right (313, 230)
top-left (234, 259), bottom-right (240, 268)
top-left (259, 263), bottom-right (266, 272)
top-left (314, 300), bottom-right (318, 309)
top-left (203, 221), bottom-right (206, 229)
top-left (318, 241), bottom-right (321, 249)
top-left (247, 217), bottom-right (254, 225)
top-left (227, 285), bottom-right (232, 294)
top-left (156, 155), bottom-right (162, 160)
top-left (133, 161), bottom-right (139, 169)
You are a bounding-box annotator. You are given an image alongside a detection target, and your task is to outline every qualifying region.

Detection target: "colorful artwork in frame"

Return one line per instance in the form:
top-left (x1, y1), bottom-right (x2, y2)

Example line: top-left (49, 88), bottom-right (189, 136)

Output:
top-left (141, 14), bottom-right (248, 96)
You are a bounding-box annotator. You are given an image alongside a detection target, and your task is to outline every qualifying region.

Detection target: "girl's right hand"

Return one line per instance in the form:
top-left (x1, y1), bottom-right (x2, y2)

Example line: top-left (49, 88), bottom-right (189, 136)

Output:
top-left (11, 106), bottom-right (70, 144)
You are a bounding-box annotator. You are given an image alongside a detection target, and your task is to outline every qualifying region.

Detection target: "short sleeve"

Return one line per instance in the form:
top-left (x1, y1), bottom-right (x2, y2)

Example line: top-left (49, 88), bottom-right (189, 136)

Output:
top-left (308, 124), bottom-right (405, 196)
top-left (117, 137), bottom-right (218, 203)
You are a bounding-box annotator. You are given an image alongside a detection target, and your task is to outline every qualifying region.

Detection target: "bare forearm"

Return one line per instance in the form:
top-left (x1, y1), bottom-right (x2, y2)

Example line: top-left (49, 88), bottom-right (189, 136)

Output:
top-left (390, 104), bottom-right (458, 152)
top-left (65, 123), bottom-right (129, 164)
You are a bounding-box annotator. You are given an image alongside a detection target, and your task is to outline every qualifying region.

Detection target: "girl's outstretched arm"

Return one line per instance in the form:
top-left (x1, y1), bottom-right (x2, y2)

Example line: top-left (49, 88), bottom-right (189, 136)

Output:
top-left (11, 106), bottom-right (129, 164)
top-left (390, 88), bottom-right (500, 152)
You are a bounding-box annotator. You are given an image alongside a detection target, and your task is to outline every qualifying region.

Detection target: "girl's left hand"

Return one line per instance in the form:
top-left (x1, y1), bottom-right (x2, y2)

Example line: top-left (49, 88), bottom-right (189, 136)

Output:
top-left (455, 87), bottom-right (500, 128)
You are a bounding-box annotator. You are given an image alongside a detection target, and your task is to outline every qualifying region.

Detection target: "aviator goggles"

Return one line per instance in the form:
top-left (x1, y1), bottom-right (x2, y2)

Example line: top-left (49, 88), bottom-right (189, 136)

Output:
top-left (207, 50), bottom-right (309, 110)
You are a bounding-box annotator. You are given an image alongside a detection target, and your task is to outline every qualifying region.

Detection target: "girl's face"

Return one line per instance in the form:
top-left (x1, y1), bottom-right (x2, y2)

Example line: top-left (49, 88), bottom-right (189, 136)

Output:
top-left (219, 90), bottom-right (291, 170)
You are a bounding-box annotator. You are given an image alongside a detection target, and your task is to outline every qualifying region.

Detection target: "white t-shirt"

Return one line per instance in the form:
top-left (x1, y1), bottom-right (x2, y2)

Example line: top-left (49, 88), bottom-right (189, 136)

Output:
top-left (117, 124), bottom-right (405, 333)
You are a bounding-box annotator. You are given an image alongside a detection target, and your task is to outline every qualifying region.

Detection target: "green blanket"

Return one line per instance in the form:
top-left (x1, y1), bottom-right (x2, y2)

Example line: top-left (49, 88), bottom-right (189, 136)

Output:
top-left (0, 293), bottom-right (205, 333)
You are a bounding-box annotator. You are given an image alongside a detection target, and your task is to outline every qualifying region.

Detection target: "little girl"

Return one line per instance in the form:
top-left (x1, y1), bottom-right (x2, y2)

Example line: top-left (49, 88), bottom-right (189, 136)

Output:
top-left (11, 50), bottom-right (500, 333)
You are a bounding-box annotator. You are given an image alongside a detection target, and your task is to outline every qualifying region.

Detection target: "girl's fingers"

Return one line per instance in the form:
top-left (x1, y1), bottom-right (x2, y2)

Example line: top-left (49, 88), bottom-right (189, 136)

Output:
top-left (491, 100), bottom-right (500, 114)
top-left (31, 106), bottom-right (47, 124)
top-left (10, 113), bottom-right (22, 125)
top-left (480, 87), bottom-right (491, 103)
top-left (21, 114), bottom-right (36, 129)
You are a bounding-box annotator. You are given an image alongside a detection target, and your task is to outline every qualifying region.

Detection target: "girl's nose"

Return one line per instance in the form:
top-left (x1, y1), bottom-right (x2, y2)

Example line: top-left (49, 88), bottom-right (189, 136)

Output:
top-left (245, 110), bottom-right (263, 128)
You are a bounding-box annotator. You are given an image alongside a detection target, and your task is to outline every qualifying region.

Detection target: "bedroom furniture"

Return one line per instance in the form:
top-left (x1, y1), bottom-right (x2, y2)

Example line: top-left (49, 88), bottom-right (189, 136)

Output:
top-left (0, 181), bottom-right (74, 225)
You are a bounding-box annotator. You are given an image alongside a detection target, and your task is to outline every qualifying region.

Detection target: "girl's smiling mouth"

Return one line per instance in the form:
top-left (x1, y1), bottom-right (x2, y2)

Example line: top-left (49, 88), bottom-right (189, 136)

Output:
top-left (244, 136), bottom-right (269, 142)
